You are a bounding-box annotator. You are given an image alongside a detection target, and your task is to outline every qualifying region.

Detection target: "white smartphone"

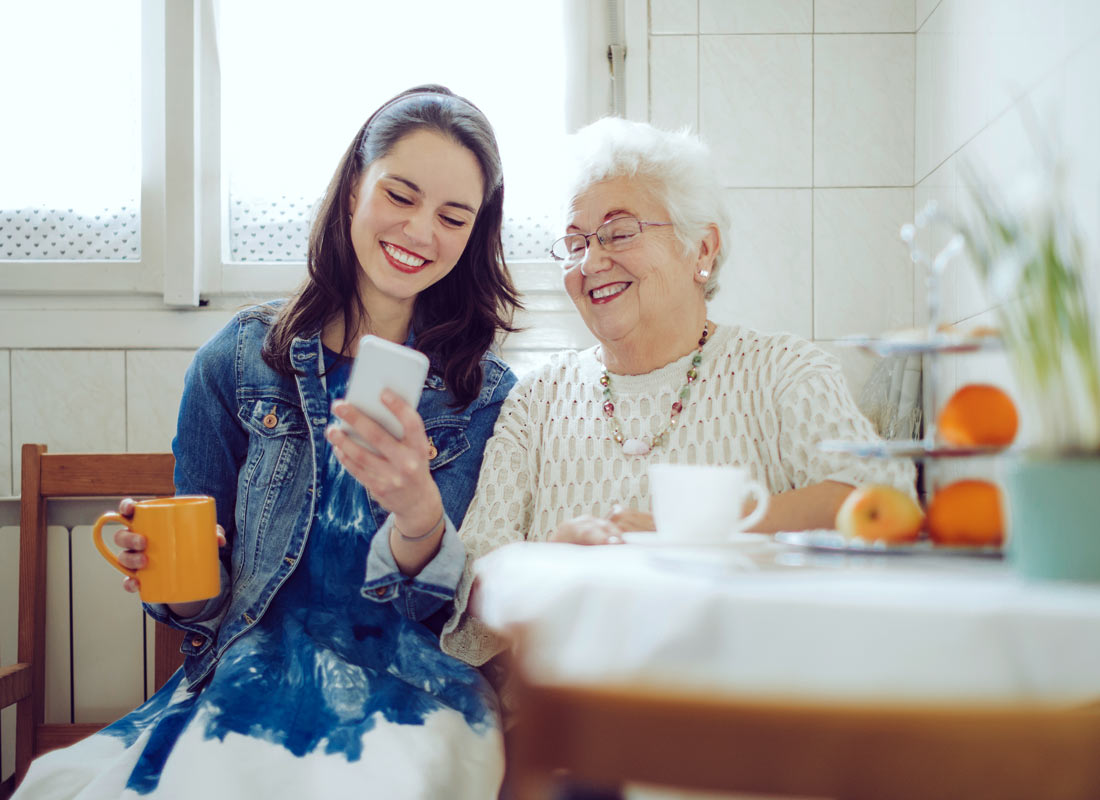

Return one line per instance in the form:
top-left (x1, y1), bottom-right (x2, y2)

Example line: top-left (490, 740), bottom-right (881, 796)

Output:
top-left (338, 335), bottom-right (431, 450)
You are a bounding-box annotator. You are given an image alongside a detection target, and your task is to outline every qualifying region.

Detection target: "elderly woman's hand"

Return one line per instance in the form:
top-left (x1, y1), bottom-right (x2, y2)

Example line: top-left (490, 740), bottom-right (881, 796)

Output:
top-left (550, 515), bottom-right (625, 545)
top-left (606, 504), bottom-right (655, 532)
top-left (550, 501), bottom-right (655, 545)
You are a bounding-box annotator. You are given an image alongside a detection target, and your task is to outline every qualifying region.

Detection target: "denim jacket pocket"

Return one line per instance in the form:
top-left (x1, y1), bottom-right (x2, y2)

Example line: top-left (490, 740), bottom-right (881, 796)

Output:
top-left (239, 396), bottom-right (309, 438)
top-left (235, 395), bottom-right (310, 584)
top-left (424, 422), bottom-right (470, 471)
top-left (237, 396), bottom-right (309, 492)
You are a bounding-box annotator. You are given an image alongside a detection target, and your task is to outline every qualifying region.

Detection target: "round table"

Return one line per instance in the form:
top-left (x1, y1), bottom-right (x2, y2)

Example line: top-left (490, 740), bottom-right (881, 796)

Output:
top-left (472, 535), bottom-right (1100, 704)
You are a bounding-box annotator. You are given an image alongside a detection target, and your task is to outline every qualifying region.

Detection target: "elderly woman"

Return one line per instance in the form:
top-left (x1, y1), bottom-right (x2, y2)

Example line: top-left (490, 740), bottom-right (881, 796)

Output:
top-left (441, 118), bottom-right (915, 666)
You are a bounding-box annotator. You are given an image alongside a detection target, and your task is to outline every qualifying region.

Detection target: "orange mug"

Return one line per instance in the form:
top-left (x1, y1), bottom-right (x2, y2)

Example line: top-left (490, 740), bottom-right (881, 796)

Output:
top-left (92, 495), bottom-right (220, 604)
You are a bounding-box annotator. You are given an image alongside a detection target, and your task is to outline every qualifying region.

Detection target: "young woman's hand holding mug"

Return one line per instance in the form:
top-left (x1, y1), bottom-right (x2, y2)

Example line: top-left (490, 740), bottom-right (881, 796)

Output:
top-left (111, 497), bottom-right (226, 618)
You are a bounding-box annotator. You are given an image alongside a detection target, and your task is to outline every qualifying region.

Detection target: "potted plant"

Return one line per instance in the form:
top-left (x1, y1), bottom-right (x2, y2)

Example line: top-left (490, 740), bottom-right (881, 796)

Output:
top-left (953, 151), bottom-right (1100, 581)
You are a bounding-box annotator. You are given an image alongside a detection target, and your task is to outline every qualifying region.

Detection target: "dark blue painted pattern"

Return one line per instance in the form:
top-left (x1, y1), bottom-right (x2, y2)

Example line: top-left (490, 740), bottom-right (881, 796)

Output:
top-left (100, 351), bottom-right (497, 794)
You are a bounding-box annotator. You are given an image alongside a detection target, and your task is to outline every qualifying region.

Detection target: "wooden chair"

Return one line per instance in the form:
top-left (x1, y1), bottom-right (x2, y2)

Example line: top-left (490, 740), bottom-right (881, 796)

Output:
top-left (0, 444), bottom-right (186, 788)
top-left (507, 677), bottom-right (1100, 800)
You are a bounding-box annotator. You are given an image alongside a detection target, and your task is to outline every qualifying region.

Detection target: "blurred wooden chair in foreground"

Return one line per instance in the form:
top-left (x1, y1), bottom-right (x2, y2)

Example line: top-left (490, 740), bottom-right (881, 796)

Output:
top-left (0, 444), bottom-right (184, 789)
top-left (507, 677), bottom-right (1100, 800)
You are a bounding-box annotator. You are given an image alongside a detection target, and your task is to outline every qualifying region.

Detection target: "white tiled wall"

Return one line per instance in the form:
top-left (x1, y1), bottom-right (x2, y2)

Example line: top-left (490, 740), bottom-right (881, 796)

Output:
top-left (814, 34), bottom-right (914, 187)
top-left (698, 0), bottom-right (813, 34)
top-left (11, 351), bottom-right (128, 491)
top-left (126, 351), bottom-right (196, 453)
top-left (650, 0), bottom-right (697, 33)
top-left (815, 0), bottom-right (914, 33)
top-left (649, 35), bottom-right (698, 131)
top-left (813, 188), bottom-right (915, 338)
top-left (700, 34), bottom-right (814, 187)
top-left (652, 0), bottom-right (917, 399)
top-left (712, 189), bottom-right (813, 339)
top-left (914, 0), bottom-right (1100, 425)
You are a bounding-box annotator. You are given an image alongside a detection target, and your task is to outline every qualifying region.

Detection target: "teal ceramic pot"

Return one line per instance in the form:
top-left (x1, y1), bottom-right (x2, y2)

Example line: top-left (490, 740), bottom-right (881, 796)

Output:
top-left (1004, 456), bottom-right (1100, 582)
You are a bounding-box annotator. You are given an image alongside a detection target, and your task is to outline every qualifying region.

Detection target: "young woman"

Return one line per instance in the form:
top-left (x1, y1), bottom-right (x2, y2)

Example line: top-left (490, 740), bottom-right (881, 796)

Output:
top-left (15, 85), bottom-right (521, 800)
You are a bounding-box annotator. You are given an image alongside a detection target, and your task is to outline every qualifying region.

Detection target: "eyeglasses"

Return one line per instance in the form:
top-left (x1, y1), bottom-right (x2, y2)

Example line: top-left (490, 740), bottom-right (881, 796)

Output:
top-left (549, 216), bottom-right (672, 266)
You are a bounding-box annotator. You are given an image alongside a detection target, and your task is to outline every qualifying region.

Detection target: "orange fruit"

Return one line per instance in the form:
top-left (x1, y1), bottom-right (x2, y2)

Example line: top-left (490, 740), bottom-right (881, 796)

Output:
top-left (926, 479), bottom-right (1005, 547)
top-left (937, 384), bottom-right (1018, 447)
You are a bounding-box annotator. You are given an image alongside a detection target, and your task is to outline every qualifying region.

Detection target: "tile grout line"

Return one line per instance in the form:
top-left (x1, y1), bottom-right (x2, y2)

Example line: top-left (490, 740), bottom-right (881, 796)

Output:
top-left (811, 1), bottom-right (816, 341)
top-left (654, 32), bottom-right (918, 36)
top-left (912, 15), bottom-right (918, 330)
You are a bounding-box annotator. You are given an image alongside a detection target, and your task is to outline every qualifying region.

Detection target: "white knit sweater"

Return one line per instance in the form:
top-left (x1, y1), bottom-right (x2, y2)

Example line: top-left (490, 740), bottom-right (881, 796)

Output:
top-left (441, 324), bottom-right (916, 665)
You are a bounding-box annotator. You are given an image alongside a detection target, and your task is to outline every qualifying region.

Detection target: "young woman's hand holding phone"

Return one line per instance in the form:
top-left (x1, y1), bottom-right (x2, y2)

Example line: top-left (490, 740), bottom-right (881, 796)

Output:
top-left (325, 336), bottom-right (445, 576)
top-left (328, 394), bottom-right (445, 576)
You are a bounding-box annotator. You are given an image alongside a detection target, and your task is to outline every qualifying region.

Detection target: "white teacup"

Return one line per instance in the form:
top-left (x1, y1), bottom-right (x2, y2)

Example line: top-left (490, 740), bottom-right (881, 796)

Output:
top-left (649, 464), bottom-right (770, 543)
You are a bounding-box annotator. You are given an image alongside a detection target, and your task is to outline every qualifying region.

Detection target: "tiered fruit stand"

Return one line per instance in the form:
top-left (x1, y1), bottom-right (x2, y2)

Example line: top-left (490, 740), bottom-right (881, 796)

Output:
top-left (785, 211), bottom-right (1010, 555)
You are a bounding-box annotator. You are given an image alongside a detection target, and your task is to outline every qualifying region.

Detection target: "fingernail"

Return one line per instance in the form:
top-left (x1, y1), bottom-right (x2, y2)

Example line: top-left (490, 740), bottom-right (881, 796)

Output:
top-left (607, 535), bottom-right (623, 545)
top-left (381, 389), bottom-right (396, 404)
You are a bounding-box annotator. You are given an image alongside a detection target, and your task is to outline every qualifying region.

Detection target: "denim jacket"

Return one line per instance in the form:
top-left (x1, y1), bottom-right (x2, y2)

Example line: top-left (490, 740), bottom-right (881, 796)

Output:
top-left (145, 304), bottom-right (516, 687)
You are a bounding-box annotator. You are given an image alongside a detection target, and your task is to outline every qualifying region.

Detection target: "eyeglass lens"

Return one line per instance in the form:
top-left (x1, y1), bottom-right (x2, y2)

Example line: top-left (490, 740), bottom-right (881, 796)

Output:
top-left (553, 217), bottom-right (643, 262)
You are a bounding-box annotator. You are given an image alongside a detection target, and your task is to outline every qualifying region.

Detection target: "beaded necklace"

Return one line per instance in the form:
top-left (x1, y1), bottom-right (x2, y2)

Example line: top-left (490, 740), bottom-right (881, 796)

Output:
top-left (599, 323), bottom-right (710, 456)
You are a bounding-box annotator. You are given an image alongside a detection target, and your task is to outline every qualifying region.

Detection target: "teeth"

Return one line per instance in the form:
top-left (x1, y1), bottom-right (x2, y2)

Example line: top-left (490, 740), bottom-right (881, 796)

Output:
top-left (382, 243), bottom-right (427, 267)
top-left (591, 283), bottom-right (628, 299)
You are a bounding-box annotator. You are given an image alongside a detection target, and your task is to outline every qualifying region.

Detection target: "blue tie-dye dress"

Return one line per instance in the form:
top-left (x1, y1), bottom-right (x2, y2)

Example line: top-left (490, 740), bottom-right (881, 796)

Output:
top-left (15, 354), bottom-right (504, 800)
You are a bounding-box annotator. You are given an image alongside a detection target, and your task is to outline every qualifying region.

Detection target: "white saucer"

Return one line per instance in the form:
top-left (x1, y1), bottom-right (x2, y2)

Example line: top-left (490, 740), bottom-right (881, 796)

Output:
top-left (774, 529), bottom-right (1003, 557)
top-left (621, 531), bottom-right (757, 548)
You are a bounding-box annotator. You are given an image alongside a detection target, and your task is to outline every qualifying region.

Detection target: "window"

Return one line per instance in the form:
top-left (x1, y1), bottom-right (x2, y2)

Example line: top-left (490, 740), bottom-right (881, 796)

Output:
top-left (0, 0), bottom-right (643, 307)
top-left (0, 0), bottom-right (146, 291)
top-left (220, 1), bottom-right (567, 269)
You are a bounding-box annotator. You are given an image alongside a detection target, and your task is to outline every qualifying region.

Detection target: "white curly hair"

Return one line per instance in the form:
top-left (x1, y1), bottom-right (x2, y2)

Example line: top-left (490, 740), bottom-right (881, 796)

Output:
top-left (561, 117), bottom-right (730, 300)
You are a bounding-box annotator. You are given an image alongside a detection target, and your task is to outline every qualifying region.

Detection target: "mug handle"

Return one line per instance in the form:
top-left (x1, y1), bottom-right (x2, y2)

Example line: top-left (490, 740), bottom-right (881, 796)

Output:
top-left (737, 481), bottom-right (771, 531)
top-left (92, 512), bottom-right (138, 579)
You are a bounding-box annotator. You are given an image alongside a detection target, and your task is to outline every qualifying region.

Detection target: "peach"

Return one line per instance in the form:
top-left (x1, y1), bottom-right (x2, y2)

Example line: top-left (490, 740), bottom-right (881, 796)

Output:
top-left (835, 485), bottom-right (924, 543)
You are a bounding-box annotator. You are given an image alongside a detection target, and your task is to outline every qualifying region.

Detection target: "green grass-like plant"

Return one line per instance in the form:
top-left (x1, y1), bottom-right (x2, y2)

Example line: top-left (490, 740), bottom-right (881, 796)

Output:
top-left (955, 158), bottom-right (1100, 455)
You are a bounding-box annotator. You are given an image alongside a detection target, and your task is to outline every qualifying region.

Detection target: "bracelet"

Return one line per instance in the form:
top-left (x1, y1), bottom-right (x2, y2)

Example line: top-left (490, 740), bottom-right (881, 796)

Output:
top-left (395, 511), bottom-right (446, 542)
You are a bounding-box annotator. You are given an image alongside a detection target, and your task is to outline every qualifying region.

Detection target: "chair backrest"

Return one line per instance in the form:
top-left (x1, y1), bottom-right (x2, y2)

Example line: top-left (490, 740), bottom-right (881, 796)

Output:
top-left (5, 443), bottom-right (184, 787)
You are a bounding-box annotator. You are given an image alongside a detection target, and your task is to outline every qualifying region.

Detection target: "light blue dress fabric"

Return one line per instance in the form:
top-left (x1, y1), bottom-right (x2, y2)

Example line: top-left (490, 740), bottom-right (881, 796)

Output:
top-left (14, 352), bottom-right (504, 800)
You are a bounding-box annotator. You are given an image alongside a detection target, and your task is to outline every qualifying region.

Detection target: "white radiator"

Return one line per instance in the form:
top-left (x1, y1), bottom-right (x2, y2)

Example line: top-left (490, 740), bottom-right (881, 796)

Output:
top-left (0, 522), bottom-right (153, 783)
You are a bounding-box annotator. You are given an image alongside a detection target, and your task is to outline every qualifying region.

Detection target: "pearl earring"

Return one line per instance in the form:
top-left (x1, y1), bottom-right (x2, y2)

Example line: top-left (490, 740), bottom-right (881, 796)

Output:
top-left (699, 269), bottom-right (710, 279)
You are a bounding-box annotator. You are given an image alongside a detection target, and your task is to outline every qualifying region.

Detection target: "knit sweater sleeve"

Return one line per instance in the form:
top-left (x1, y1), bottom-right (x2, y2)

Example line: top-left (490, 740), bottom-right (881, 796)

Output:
top-left (772, 338), bottom-right (917, 497)
top-left (440, 376), bottom-right (537, 666)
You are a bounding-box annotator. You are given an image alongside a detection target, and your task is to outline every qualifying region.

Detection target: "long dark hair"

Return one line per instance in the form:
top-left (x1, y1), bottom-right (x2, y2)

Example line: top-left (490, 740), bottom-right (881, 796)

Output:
top-left (262, 84), bottom-right (522, 407)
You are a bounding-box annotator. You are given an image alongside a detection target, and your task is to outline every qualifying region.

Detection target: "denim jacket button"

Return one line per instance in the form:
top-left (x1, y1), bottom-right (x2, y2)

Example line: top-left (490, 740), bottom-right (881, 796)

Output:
top-left (262, 413), bottom-right (278, 428)
top-left (427, 437), bottom-right (438, 460)
top-left (190, 636), bottom-right (204, 648)
top-left (374, 587), bottom-right (387, 597)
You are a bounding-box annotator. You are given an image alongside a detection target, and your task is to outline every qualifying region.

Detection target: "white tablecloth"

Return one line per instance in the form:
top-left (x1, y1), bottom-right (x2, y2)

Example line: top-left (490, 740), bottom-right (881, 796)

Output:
top-left (472, 536), bottom-right (1100, 704)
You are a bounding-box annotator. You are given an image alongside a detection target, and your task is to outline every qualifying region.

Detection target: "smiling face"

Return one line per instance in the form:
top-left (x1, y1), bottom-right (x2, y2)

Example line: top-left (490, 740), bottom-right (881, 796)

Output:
top-left (563, 177), bottom-right (710, 368)
top-left (348, 128), bottom-right (484, 322)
